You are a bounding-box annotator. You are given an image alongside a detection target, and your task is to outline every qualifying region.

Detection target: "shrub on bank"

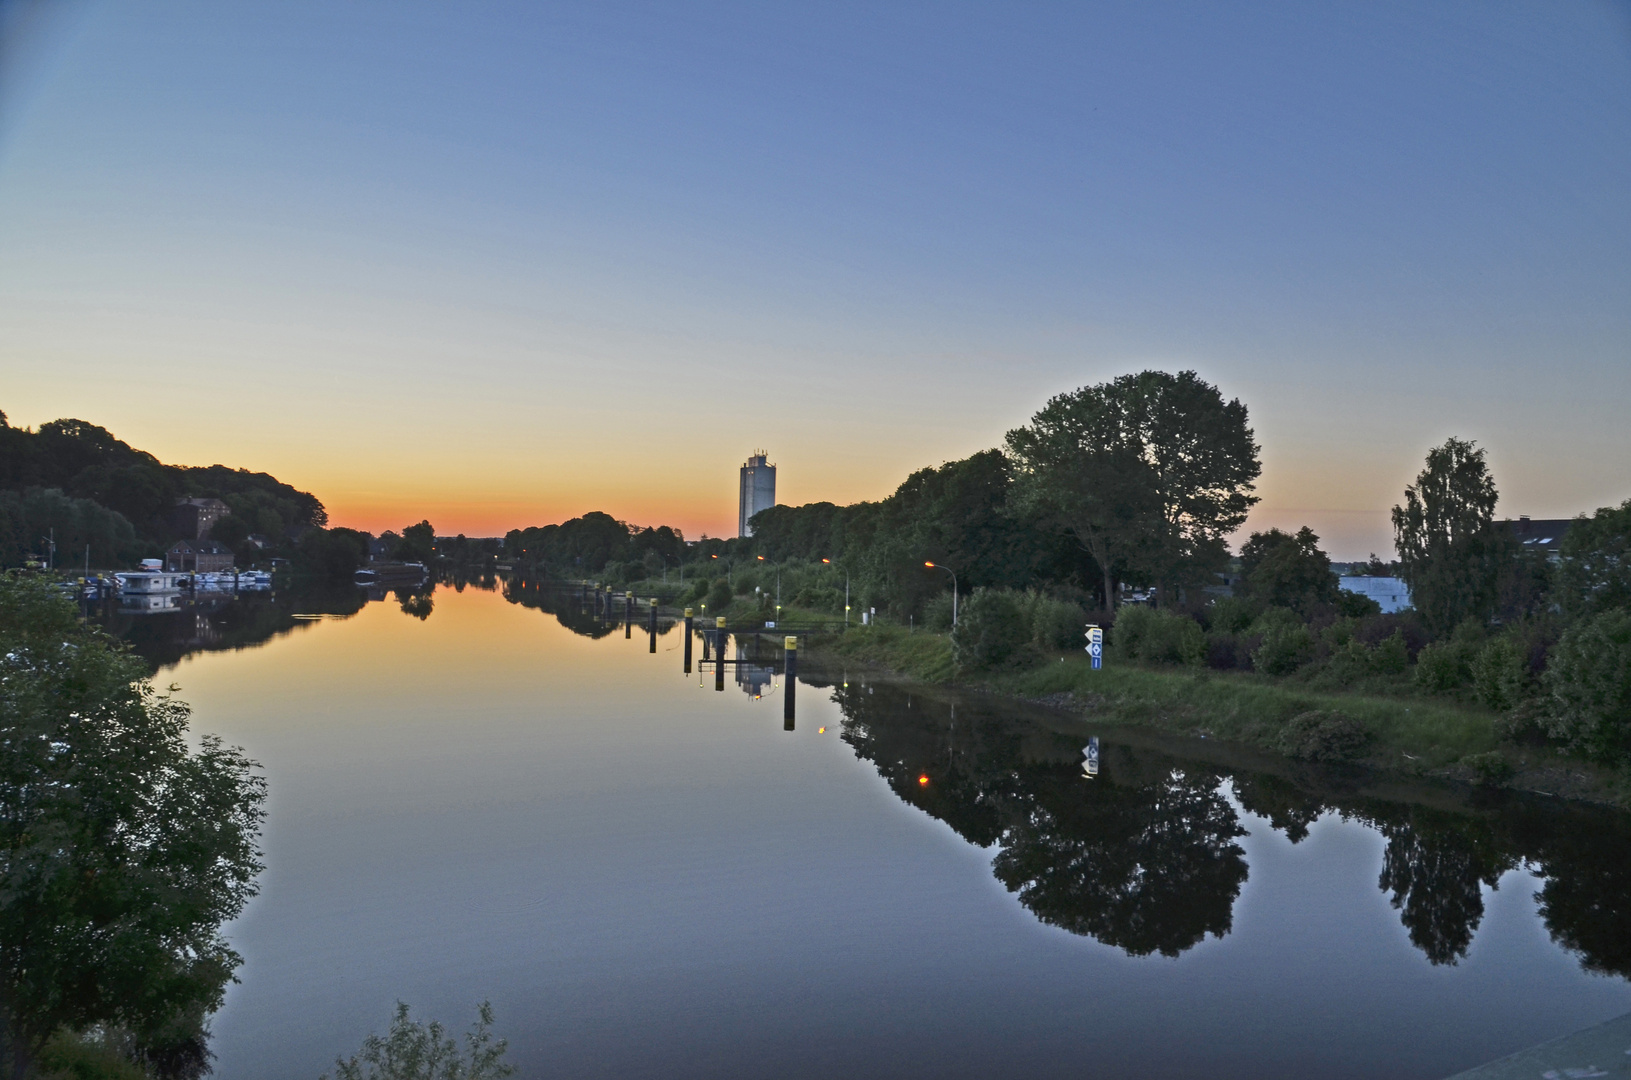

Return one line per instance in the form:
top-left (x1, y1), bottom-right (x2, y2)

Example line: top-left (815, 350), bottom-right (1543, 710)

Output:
top-left (1024, 592), bottom-right (1088, 650)
top-left (1114, 606), bottom-right (1205, 666)
top-left (792, 585), bottom-right (844, 614)
top-left (1472, 635), bottom-right (1532, 712)
top-left (1250, 608), bottom-right (1314, 675)
top-left (1205, 595), bottom-right (1259, 634)
top-left (1277, 710), bottom-right (1371, 762)
top-left (1311, 628), bottom-right (1409, 686)
top-left (1372, 630), bottom-right (1410, 674)
top-left (951, 588), bottom-right (1030, 671)
top-left (1542, 609), bottom-right (1631, 763)
top-left (923, 592), bottom-right (955, 632)
top-left (705, 578), bottom-right (734, 612)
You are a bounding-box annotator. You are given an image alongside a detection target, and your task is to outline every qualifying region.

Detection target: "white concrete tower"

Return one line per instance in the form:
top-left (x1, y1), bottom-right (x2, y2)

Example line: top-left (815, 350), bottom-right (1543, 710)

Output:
top-left (738, 452), bottom-right (776, 537)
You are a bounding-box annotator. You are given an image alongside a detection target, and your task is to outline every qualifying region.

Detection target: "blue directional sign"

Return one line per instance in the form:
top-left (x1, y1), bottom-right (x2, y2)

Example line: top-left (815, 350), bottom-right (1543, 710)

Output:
top-left (1086, 625), bottom-right (1103, 670)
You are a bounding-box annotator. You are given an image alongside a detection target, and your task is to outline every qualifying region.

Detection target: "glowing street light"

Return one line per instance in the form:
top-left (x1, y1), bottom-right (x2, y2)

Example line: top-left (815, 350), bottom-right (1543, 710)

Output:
top-left (925, 561), bottom-right (958, 626)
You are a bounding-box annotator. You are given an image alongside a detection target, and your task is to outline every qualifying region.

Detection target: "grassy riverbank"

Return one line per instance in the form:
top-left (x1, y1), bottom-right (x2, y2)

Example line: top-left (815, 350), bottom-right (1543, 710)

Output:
top-left (816, 625), bottom-right (1629, 807)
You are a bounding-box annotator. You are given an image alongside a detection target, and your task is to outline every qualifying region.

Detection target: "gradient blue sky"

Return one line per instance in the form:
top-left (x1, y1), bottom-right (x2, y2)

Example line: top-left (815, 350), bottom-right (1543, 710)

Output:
top-left (1, 1), bottom-right (1627, 555)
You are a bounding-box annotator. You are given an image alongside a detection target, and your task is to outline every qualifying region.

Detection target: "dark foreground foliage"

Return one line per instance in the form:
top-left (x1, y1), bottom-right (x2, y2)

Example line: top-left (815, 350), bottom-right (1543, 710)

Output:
top-left (0, 575), bottom-right (265, 1079)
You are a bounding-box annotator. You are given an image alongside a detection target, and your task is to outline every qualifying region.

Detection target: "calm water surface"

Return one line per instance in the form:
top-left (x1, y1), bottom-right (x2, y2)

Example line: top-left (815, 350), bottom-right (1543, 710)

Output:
top-left (124, 581), bottom-right (1631, 1079)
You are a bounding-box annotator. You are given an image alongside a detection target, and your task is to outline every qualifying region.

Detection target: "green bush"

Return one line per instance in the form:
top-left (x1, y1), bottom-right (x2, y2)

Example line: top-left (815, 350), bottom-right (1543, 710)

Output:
top-left (1414, 641), bottom-right (1467, 694)
top-left (1250, 609), bottom-right (1315, 675)
top-left (1472, 635), bottom-right (1530, 712)
top-left (1026, 592), bottom-right (1087, 650)
top-left (1372, 630), bottom-right (1410, 675)
top-left (1414, 620), bottom-right (1487, 695)
top-left (1207, 595), bottom-right (1258, 634)
top-left (1114, 605), bottom-right (1205, 666)
top-left (705, 578), bottom-right (734, 612)
top-left (1463, 750), bottom-right (1515, 787)
top-left (792, 585), bottom-right (843, 613)
top-left (1319, 617), bottom-right (1357, 651)
top-left (951, 588), bottom-right (1031, 671)
top-left (1323, 637), bottom-right (1374, 684)
top-left (923, 592), bottom-right (955, 632)
top-left (1277, 710), bottom-right (1370, 762)
top-left (1543, 610), bottom-right (1631, 763)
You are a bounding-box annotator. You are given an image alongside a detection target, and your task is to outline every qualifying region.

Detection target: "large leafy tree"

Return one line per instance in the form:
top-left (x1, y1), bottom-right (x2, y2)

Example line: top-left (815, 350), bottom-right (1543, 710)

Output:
top-left (1390, 438), bottom-right (1506, 636)
top-left (395, 520), bottom-right (437, 564)
top-left (1555, 498), bottom-right (1631, 619)
top-left (1238, 526), bottom-right (1340, 615)
top-left (0, 576), bottom-right (266, 1079)
top-left (1006, 370), bottom-right (1260, 614)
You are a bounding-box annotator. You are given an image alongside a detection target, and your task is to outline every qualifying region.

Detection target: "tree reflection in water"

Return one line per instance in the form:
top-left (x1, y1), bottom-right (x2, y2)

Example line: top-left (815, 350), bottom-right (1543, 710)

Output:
top-left (822, 673), bottom-right (1631, 977)
top-left (990, 761), bottom-right (1247, 956)
top-left (1372, 811), bottom-right (1515, 966)
top-left (502, 575), bottom-right (678, 642)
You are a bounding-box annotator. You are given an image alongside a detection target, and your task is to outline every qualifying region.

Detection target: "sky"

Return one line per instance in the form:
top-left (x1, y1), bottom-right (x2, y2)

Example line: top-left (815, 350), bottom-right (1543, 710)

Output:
top-left (0, 1), bottom-right (1627, 557)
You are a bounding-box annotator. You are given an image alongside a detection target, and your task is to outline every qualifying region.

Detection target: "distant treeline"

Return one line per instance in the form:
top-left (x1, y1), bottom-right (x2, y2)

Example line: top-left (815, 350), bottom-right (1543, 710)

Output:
top-left (504, 512), bottom-right (687, 578)
top-left (519, 371), bottom-right (1263, 621)
top-left (0, 412), bottom-right (325, 567)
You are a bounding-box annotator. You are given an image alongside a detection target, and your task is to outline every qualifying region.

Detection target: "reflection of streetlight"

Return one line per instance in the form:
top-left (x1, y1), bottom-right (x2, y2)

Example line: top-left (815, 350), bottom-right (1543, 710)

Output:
top-left (925, 562), bottom-right (958, 626)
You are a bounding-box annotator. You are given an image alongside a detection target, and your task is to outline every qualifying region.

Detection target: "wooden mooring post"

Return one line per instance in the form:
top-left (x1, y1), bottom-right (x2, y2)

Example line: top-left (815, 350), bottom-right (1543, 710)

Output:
top-left (783, 635), bottom-right (797, 730)
top-left (683, 608), bottom-right (693, 673)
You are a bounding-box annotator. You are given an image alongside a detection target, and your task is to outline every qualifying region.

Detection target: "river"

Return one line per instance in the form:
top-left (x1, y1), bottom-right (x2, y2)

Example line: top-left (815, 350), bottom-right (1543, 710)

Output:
top-left (111, 577), bottom-right (1631, 1079)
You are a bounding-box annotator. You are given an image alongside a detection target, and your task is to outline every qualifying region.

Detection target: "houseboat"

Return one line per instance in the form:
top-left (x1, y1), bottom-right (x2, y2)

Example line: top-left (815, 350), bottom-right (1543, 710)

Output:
top-left (115, 570), bottom-right (190, 595)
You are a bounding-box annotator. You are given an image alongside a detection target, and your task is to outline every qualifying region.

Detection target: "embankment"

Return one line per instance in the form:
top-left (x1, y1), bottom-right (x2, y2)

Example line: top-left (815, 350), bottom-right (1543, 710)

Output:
top-left (813, 625), bottom-right (1627, 807)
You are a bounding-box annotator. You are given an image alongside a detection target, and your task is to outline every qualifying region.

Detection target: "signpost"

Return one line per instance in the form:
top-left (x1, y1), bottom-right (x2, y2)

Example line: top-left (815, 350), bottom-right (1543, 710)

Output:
top-left (1086, 624), bottom-right (1103, 670)
top-left (1082, 736), bottom-right (1099, 779)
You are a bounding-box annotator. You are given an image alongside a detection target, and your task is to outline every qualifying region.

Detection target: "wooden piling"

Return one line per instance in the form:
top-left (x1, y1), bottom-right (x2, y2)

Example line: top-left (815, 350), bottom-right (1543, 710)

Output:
top-left (783, 635), bottom-right (797, 730)
top-left (683, 607), bottom-right (693, 673)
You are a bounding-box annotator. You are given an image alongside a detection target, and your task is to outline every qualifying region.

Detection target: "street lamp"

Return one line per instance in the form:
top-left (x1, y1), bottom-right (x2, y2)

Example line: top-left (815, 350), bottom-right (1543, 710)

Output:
top-left (925, 562), bottom-right (957, 626)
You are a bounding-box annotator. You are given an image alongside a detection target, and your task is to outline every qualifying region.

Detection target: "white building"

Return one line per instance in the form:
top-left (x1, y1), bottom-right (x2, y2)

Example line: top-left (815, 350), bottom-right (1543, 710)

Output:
top-left (738, 452), bottom-right (776, 537)
top-left (1339, 576), bottom-right (1412, 614)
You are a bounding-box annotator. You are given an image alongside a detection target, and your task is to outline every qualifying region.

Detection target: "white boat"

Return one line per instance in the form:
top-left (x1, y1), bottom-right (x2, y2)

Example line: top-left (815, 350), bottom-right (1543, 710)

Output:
top-left (115, 571), bottom-right (189, 595)
top-left (236, 570), bottom-right (273, 590)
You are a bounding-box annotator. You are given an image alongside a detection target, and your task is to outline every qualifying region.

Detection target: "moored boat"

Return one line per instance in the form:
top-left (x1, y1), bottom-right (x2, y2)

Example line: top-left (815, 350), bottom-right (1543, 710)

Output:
top-left (354, 562), bottom-right (428, 586)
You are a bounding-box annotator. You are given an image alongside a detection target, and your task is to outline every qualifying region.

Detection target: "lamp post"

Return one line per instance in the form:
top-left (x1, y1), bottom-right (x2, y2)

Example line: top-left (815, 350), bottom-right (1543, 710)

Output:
top-left (822, 558), bottom-right (850, 627)
top-left (925, 561), bottom-right (957, 626)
